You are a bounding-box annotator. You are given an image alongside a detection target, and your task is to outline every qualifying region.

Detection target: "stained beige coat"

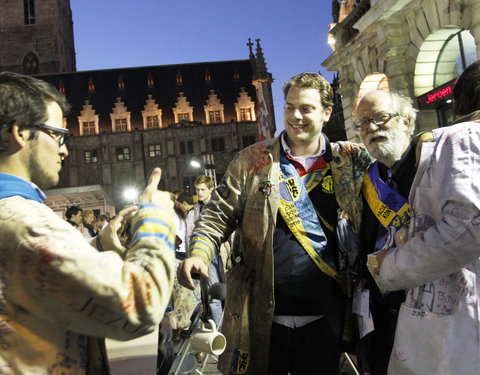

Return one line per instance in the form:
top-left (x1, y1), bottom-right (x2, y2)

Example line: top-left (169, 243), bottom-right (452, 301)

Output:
top-left (190, 136), bottom-right (370, 374)
top-left (0, 198), bottom-right (175, 374)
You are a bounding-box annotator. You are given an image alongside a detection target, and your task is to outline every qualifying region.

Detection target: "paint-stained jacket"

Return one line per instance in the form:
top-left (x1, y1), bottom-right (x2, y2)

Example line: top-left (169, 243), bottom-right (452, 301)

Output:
top-left (189, 135), bottom-right (370, 374)
top-left (0, 197), bottom-right (175, 374)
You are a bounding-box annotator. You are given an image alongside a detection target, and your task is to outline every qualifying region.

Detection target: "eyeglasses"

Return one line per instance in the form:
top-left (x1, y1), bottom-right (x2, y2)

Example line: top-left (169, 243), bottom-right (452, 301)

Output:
top-left (31, 123), bottom-right (69, 146)
top-left (353, 112), bottom-right (399, 131)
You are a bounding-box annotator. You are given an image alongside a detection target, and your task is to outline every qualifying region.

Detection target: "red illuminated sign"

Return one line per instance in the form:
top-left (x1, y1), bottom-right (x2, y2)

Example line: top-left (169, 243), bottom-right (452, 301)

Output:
top-left (425, 86), bottom-right (452, 104)
top-left (417, 78), bottom-right (457, 109)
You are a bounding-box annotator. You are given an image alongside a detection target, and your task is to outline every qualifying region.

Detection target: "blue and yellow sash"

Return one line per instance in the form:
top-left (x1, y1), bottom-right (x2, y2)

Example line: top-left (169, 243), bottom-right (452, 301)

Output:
top-left (278, 152), bottom-right (339, 281)
top-left (363, 161), bottom-right (410, 232)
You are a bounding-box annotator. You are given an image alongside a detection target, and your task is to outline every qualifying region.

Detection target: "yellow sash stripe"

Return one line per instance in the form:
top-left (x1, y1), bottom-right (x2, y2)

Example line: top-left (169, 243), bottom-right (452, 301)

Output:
top-left (363, 172), bottom-right (410, 229)
top-left (279, 166), bottom-right (339, 281)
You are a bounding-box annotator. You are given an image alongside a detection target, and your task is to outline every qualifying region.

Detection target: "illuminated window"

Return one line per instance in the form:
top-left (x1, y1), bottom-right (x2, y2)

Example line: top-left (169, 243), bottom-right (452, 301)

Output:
top-left (142, 95), bottom-right (162, 129)
top-left (146, 115), bottom-right (159, 128)
top-left (180, 140), bottom-right (194, 155)
top-left (78, 100), bottom-right (99, 136)
top-left (148, 144), bottom-right (161, 158)
top-left (240, 108), bottom-right (252, 121)
top-left (435, 30), bottom-right (477, 87)
top-left (173, 92), bottom-right (194, 123)
top-left (209, 110), bottom-right (221, 123)
top-left (82, 121), bottom-right (95, 135)
top-left (110, 98), bottom-right (131, 132)
top-left (204, 90), bottom-right (224, 124)
top-left (211, 137), bottom-right (225, 152)
top-left (115, 118), bottom-right (128, 132)
top-left (178, 112), bottom-right (190, 121)
top-left (24, 0), bottom-right (35, 25)
top-left (84, 150), bottom-right (98, 164)
top-left (235, 88), bottom-right (256, 122)
top-left (116, 147), bottom-right (130, 161)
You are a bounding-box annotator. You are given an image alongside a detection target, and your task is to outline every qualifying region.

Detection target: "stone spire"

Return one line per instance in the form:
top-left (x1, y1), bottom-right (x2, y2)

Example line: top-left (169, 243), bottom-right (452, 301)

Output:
top-left (255, 39), bottom-right (267, 75)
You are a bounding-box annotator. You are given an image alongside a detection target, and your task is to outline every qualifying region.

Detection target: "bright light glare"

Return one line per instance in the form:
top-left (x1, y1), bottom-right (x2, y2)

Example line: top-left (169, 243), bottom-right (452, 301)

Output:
top-left (190, 160), bottom-right (201, 168)
top-left (123, 187), bottom-right (138, 202)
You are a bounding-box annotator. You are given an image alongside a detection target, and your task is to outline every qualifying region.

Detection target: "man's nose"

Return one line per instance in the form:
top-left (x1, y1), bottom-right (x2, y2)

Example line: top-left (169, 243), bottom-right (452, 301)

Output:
top-left (363, 119), bottom-right (380, 132)
top-left (60, 143), bottom-right (69, 158)
top-left (292, 108), bottom-right (303, 119)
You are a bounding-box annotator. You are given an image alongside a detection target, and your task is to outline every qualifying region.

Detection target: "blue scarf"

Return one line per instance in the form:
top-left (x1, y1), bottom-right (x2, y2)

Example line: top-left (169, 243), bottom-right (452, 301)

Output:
top-left (0, 173), bottom-right (46, 203)
top-left (278, 151), bottom-right (339, 281)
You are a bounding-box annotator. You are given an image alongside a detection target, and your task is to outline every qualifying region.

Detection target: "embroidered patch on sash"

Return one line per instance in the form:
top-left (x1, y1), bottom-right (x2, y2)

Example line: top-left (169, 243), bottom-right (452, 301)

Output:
top-left (321, 175), bottom-right (334, 194)
top-left (231, 348), bottom-right (249, 374)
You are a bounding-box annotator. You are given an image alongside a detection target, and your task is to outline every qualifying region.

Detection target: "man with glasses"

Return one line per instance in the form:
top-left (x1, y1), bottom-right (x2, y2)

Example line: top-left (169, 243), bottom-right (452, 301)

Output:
top-left (373, 60), bottom-right (480, 375)
top-left (353, 90), bottom-right (421, 374)
top-left (0, 71), bottom-right (176, 373)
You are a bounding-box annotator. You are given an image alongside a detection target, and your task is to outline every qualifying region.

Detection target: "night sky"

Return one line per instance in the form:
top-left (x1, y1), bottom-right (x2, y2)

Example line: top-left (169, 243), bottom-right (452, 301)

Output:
top-left (71, 0), bottom-right (336, 135)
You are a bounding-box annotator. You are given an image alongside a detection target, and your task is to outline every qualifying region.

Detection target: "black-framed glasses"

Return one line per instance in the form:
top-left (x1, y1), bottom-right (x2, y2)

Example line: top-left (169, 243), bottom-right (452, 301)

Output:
top-left (31, 123), bottom-right (69, 146)
top-left (353, 112), bottom-right (399, 131)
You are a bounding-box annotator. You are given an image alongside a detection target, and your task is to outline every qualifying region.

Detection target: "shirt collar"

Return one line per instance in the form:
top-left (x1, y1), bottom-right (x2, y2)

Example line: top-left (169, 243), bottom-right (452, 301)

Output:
top-left (281, 131), bottom-right (326, 158)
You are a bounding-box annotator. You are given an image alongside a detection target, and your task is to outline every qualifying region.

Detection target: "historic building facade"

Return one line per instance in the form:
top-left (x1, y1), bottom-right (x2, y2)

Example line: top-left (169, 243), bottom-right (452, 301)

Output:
top-left (324, 0), bottom-right (480, 141)
top-left (0, 1), bottom-right (275, 210)
top-left (38, 45), bottom-right (275, 207)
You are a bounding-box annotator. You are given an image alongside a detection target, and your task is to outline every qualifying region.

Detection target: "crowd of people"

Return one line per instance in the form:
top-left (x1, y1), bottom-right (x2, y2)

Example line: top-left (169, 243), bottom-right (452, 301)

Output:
top-left (0, 61), bottom-right (480, 375)
top-left (65, 205), bottom-right (111, 239)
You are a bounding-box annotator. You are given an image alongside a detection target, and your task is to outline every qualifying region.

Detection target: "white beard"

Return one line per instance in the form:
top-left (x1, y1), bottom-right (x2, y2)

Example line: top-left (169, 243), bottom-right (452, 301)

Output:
top-left (365, 126), bottom-right (410, 166)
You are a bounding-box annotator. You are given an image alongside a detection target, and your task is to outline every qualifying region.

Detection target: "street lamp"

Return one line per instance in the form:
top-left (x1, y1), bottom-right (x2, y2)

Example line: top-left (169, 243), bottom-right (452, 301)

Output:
top-left (123, 187), bottom-right (138, 204)
top-left (190, 160), bottom-right (201, 169)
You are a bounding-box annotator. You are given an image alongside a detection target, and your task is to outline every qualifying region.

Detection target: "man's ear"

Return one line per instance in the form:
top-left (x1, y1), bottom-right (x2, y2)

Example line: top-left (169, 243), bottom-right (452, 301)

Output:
top-left (324, 106), bottom-right (333, 120)
top-left (10, 124), bottom-right (32, 148)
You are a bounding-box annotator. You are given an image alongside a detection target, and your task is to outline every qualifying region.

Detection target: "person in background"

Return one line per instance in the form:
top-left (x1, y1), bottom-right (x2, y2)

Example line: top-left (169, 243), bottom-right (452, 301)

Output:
top-left (176, 191), bottom-right (196, 241)
top-left (166, 192), bottom-right (198, 335)
top-left (374, 60), bottom-right (480, 375)
top-left (0, 71), bottom-right (176, 374)
top-left (95, 213), bottom-right (110, 235)
top-left (65, 204), bottom-right (83, 231)
top-left (193, 175), bottom-right (225, 326)
top-left (178, 72), bottom-right (371, 375)
top-left (82, 209), bottom-right (97, 239)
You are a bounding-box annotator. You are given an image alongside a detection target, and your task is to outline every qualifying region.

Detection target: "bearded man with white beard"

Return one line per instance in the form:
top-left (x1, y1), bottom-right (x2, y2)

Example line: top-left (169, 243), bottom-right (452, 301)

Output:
top-left (353, 90), bottom-right (424, 375)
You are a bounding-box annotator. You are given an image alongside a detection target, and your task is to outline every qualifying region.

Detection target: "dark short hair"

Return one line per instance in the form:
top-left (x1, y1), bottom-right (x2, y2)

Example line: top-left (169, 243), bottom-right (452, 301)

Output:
top-left (453, 60), bottom-right (480, 116)
top-left (283, 72), bottom-right (334, 109)
top-left (0, 71), bottom-right (70, 151)
top-left (177, 191), bottom-right (194, 205)
top-left (65, 205), bottom-right (82, 220)
top-left (194, 175), bottom-right (214, 189)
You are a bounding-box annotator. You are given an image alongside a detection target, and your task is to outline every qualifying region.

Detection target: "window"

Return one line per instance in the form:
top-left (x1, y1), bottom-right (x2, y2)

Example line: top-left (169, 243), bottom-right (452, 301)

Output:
top-left (115, 118), bottom-right (128, 132)
top-left (116, 147), bottom-right (130, 161)
top-left (24, 0), bottom-right (35, 25)
top-left (240, 108), bottom-right (252, 121)
top-left (242, 135), bottom-right (256, 148)
top-left (211, 137), bottom-right (225, 152)
top-left (82, 121), bottom-right (95, 135)
top-left (209, 110), bottom-right (221, 123)
top-left (146, 115), bottom-right (159, 128)
top-left (204, 90), bottom-right (224, 124)
top-left (84, 150), bottom-right (98, 164)
top-left (148, 144), bottom-right (161, 158)
top-left (235, 88), bottom-right (256, 122)
top-left (178, 113), bottom-right (190, 121)
top-left (180, 140), bottom-right (194, 155)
